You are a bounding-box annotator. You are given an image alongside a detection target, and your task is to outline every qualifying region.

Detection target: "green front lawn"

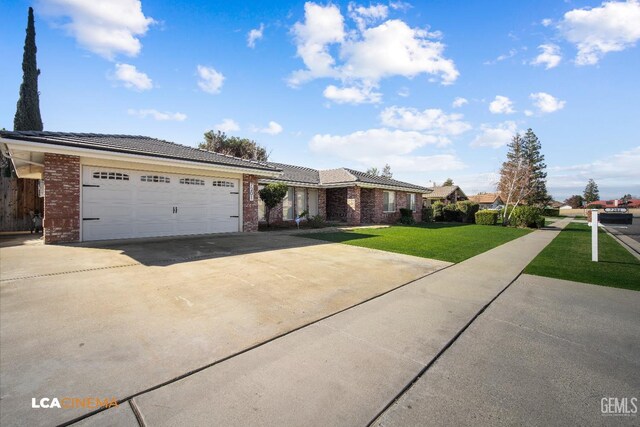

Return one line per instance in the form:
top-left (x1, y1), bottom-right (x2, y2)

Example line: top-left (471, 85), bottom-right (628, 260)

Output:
top-left (524, 222), bottom-right (640, 291)
top-left (301, 223), bottom-right (531, 263)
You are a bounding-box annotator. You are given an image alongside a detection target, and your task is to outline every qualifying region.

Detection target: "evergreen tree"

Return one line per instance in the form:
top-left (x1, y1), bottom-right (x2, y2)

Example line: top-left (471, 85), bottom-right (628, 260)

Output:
top-left (14, 7), bottom-right (43, 131)
top-left (381, 163), bottom-right (393, 178)
top-left (583, 179), bottom-right (600, 203)
top-left (522, 128), bottom-right (550, 207)
top-left (497, 133), bottom-right (533, 224)
top-left (442, 178), bottom-right (454, 186)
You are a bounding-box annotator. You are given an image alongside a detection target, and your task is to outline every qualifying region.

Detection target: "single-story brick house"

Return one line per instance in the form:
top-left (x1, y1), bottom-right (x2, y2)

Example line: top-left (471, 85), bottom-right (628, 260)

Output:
top-left (468, 193), bottom-right (504, 210)
top-left (422, 185), bottom-right (467, 206)
top-left (258, 162), bottom-right (429, 226)
top-left (1, 131), bottom-right (429, 243)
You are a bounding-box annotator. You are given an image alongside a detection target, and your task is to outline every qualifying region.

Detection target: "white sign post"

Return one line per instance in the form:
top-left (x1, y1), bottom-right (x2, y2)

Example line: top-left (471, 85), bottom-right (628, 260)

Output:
top-left (591, 209), bottom-right (598, 262)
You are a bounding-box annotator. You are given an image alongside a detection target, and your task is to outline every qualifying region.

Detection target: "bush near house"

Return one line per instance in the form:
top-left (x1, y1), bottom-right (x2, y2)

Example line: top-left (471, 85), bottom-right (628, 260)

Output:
top-left (508, 206), bottom-right (544, 228)
top-left (432, 201), bottom-right (445, 221)
top-left (475, 210), bottom-right (499, 225)
top-left (434, 201), bottom-right (480, 223)
top-left (398, 208), bottom-right (416, 225)
top-left (422, 205), bottom-right (434, 223)
top-left (586, 203), bottom-right (604, 209)
top-left (543, 208), bottom-right (560, 217)
top-left (456, 201), bottom-right (479, 223)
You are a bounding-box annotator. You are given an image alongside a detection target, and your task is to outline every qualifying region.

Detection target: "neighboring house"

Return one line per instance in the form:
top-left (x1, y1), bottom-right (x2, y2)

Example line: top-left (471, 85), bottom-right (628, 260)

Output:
top-left (559, 205), bottom-right (573, 210)
top-left (258, 163), bottom-right (429, 226)
top-left (422, 185), bottom-right (467, 206)
top-left (0, 131), bottom-right (430, 244)
top-left (0, 131), bottom-right (281, 243)
top-left (590, 199), bottom-right (640, 209)
top-left (468, 193), bottom-right (504, 210)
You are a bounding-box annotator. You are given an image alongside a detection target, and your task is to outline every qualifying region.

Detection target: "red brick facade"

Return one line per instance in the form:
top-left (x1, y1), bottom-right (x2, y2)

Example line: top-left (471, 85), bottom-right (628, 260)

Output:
top-left (259, 186), bottom-right (327, 225)
top-left (242, 174), bottom-right (259, 232)
top-left (346, 186), bottom-right (360, 225)
top-left (43, 153), bottom-right (80, 244)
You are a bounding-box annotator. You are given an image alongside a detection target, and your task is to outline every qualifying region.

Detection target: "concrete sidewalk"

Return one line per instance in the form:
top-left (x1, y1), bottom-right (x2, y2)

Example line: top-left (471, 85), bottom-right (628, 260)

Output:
top-left (374, 274), bottom-right (640, 426)
top-left (77, 218), bottom-right (572, 426)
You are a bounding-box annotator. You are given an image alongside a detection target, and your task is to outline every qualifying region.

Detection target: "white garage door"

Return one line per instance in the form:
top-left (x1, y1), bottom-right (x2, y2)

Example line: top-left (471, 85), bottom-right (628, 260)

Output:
top-left (82, 167), bottom-right (240, 241)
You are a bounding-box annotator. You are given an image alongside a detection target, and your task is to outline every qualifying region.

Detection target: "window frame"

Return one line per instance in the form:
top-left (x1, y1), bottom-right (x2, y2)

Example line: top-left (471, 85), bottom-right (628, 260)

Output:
top-left (283, 187), bottom-right (294, 220)
top-left (383, 190), bottom-right (396, 213)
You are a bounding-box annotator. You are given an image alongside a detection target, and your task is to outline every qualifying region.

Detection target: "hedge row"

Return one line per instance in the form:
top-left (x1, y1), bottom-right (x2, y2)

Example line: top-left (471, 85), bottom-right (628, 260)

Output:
top-left (475, 210), bottom-right (499, 225)
top-left (431, 201), bottom-right (480, 223)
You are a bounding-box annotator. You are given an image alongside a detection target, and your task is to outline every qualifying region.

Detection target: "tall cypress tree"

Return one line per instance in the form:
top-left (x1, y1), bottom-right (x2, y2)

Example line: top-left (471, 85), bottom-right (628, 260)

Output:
top-left (522, 128), bottom-right (550, 207)
top-left (14, 7), bottom-right (43, 131)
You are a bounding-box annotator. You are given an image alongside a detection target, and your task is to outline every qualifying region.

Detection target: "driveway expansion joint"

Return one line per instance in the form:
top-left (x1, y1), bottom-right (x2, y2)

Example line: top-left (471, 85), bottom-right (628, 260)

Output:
top-left (0, 263), bottom-right (141, 282)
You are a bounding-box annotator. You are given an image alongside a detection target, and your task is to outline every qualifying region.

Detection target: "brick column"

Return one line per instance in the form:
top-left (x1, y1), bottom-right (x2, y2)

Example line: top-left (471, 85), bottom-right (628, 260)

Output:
top-left (318, 188), bottom-right (327, 219)
top-left (373, 188), bottom-right (384, 224)
top-left (414, 193), bottom-right (424, 222)
top-left (242, 174), bottom-right (259, 232)
top-left (346, 186), bottom-right (361, 225)
top-left (43, 153), bottom-right (80, 244)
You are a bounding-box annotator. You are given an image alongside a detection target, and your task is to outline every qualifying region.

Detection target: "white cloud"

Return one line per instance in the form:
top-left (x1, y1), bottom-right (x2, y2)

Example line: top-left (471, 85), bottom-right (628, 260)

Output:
top-left (289, 2), bottom-right (458, 98)
top-left (310, 128), bottom-right (441, 161)
top-left (524, 110), bottom-right (534, 117)
top-left (452, 97), bottom-right (468, 108)
top-left (530, 44), bottom-right (562, 69)
top-left (197, 65), bottom-right (224, 94)
top-left (389, 1), bottom-right (412, 12)
top-left (530, 92), bottom-right (566, 113)
top-left (483, 48), bottom-right (517, 65)
top-left (380, 106), bottom-right (471, 138)
top-left (127, 109), bottom-right (186, 121)
top-left (289, 2), bottom-right (345, 86)
top-left (397, 87), bottom-right (410, 97)
top-left (489, 95), bottom-right (515, 114)
top-left (471, 121), bottom-right (518, 148)
top-left (559, 0), bottom-right (640, 65)
top-left (37, 0), bottom-right (155, 60)
top-left (541, 18), bottom-right (553, 27)
top-left (214, 118), bottom-right (240, 133)
top-left (323, 84), bottom-right (382, 104)
top-left (113, 63), bottom-right (152, 90)
top-left (348, 3), bottom-right (389, 31)
top-left (247, 23), bottom-right (265, 48)
top-left (258, 121), bottom-right (283, 135)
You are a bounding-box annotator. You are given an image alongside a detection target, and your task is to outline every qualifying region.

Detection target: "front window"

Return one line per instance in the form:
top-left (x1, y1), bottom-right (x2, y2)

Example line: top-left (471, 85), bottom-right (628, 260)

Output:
top-left (283, 188), bottom-right (294, 220)
top-left (295, 189), bottom-right (306, 217)
top-left (258, 185), bottom-right (265, 221)
top-left (383, 191), bottom-right (396, 212)
top-left (408, 193), bottom-right (416, 212)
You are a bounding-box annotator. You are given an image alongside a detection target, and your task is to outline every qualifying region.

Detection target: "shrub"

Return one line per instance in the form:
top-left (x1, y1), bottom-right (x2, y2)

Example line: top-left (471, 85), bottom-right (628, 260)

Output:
top-left (398, 208), bottom-right (416, 225)
top-left (422, 205), bottom-right (434, 223)
top-left (432, 201), bottom-right (445, 221)
top-left (543, 208), bottom-right (560, 217)
top-left (443, 204), bottom-right (459, 222)
top-left (307, 215), bottom-right (326, 228)
top-left (475, 210), bottom-right (499, 225)
top-left (259, 183), bottom-right (289, 227)
top-left (587, 203), bottom-right (604, 209)
top-left (456, 201), bottom-right (479, 223)
top-left (509, 206), bottom-right (544, 228)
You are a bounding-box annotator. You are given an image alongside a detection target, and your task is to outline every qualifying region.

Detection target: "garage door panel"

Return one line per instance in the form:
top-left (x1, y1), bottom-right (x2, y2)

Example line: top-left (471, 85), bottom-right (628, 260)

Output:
top-left (82, 168), bottom-right (240, 241)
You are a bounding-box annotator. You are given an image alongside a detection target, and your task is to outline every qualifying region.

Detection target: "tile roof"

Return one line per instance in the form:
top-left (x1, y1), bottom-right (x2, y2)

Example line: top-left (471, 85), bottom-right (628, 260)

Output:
top-left (261, 163), bottom-right (429, 192)
top-left (424, 185), bottom-right (460, 198)
top-left (265, 162), bottom-right (320, 184)
top-left (0, 131), bottom-right (280, 173)
top-left (343, 168), bottom-right (430, 192)
top-left (468, 193), bottom-right (503, 204)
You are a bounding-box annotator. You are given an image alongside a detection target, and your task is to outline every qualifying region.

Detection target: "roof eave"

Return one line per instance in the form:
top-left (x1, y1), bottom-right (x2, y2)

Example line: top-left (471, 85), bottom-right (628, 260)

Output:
top-left (1, 137), bottom-right (282, 178)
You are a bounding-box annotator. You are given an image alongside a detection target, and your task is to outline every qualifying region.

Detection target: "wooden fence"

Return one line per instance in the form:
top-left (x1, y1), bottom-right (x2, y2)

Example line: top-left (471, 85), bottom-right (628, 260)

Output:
top-left (0, 175), bottom-right (43, 231)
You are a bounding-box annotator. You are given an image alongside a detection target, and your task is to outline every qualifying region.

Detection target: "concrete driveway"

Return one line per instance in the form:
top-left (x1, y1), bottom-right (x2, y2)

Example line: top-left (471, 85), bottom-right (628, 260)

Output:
top-left (0, 231), bottom-right (448, 426)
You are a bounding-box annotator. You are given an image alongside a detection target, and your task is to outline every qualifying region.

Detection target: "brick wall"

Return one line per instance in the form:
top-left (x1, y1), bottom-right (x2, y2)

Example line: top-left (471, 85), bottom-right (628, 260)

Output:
top-left (326, 187), bottom-right (348, 221)
top-left (360, 188), bottom-right (375, 223)
top-left (43, 153), bottom-right (80, 243)
top-left (242, 174), bottom-right (259, 232)
top-left (346, 186), bottom-right (361, 225)
top-left (318, 188), bottom-right (327, 219)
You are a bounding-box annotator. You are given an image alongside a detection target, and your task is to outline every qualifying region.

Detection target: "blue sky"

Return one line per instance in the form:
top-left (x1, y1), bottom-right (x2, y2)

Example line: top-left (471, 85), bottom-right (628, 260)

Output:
top-left (1, 0), bottom-right (639, 200)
